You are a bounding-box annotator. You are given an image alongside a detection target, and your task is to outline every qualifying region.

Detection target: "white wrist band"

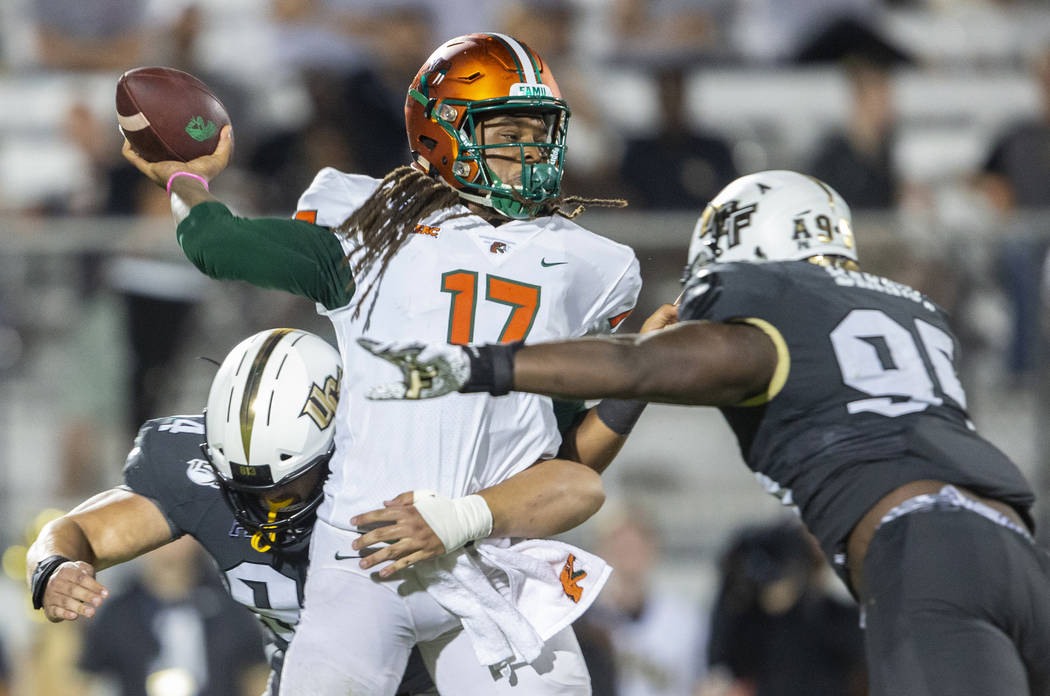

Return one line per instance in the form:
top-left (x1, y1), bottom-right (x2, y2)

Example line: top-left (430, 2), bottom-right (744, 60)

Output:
top-left (412, 490), bottom-right (494, 554)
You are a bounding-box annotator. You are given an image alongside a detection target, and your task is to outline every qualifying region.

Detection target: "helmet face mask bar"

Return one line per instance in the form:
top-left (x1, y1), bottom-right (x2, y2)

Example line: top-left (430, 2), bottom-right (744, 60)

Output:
top-left (199, 432), bottom-right (333, 548)
top-left (406, 33), bottom-right (571, 220)
top-left (430, 98), bottom-right (569, 219)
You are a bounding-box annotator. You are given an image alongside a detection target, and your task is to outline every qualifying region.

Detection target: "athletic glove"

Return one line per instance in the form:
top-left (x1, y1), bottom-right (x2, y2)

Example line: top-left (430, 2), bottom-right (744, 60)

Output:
top-left (357, 338), bottom-right (521, 400)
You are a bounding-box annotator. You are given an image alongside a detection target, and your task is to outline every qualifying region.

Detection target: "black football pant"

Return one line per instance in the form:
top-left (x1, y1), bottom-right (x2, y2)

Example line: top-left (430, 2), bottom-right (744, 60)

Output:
top-left (861, 506), bottom-right (1050, 696)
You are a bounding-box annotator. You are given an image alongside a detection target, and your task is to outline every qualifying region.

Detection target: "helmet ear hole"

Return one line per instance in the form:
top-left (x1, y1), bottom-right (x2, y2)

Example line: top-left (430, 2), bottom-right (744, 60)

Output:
top-left (418, 135), bottom-right (437, 151)
top-left (280, 454), bottom-right (292, 461)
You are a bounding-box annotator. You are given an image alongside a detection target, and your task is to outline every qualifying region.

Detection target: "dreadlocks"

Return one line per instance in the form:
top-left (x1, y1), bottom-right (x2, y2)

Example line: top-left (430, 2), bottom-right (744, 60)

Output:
top-left (335, 166), bottom-right (628, 326)
top-left (335, 166), bottom-right (468, 325)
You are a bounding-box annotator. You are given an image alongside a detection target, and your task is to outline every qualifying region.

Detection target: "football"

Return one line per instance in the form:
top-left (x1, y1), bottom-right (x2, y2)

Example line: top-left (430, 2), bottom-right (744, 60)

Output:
top-left (116, 66), bottom-right (231, 163)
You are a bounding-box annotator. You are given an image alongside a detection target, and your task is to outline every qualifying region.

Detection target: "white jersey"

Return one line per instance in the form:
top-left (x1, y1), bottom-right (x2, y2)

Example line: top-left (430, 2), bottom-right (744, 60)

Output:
top-left (296, 168), bottom-right (642, 530)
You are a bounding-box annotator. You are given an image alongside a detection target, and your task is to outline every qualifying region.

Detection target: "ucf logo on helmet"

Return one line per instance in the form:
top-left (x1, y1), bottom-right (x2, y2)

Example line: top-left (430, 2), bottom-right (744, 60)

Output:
top-left (301, 368), bottom-right (341, 430)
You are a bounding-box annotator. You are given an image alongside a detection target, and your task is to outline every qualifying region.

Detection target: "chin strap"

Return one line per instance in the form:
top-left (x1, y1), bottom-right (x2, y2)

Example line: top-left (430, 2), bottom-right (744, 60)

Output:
top-left (249, 498), bottom-right (294, 553)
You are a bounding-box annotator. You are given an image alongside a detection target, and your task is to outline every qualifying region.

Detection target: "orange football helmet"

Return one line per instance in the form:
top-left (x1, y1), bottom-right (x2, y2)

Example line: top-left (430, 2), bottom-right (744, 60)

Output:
top-left (405, 33), bottom-right (570, 219)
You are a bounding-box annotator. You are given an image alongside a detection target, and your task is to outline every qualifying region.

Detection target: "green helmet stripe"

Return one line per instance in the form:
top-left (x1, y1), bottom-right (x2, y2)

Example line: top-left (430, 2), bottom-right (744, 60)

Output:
top-left (240, 328), bottom-right (292, 463)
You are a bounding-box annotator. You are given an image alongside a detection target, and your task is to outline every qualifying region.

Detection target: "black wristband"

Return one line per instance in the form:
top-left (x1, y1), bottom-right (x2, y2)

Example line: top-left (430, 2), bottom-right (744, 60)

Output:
top-left (31, 555), bottom-right (72, 610)
top-left (595, 399), bottom-right (648, 435)
top-left (459, 341), bottom-right (524, 396)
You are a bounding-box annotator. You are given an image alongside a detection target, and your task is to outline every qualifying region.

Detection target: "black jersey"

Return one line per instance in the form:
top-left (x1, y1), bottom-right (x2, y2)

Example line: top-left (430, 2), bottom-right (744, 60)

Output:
top-left (679, 261), bottom-right (1035, 574)
top-left (123, 415), bottom-right (306, 674)
top-left (122, 415), bottom-right (435, 695)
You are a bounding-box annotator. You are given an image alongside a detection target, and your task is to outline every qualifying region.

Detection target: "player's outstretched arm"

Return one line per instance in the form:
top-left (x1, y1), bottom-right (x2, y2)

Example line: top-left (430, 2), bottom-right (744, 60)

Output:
top-left (559, 302), bottom-right (681, 473)
top-left (349, 458), bottom-right (604, 578)
top-left (26, 488), bottom-right (174, 622)
top-left (362, 319), bottom-right (777, 406)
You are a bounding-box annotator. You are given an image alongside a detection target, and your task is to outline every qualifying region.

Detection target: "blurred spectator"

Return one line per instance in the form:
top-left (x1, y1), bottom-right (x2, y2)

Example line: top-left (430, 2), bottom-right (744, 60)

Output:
top-left (806, 55), bottom-right (898, 208)
top-left (78, 536), bottom-right (269, 696)
top-left (498, 0), bottom-right (627, 198)
top-left (803, 19), bottom-right (912, 209)
top-left (977, 43), bottom-right (1050, 377)
top-left (31, 0), bottom-right (159, 71)
top-left (701, 519), bottom-right (866, 696)
top-left (619, 64), bottom-right (738, 210)
top-left (247, 1), bottom-right (432, 211)
top-left (610, 0), bottom-right (725, 58)
top-left (729, 0), bottom-right (880, 65)
top-left (586, 506), bottom-right (707, 696)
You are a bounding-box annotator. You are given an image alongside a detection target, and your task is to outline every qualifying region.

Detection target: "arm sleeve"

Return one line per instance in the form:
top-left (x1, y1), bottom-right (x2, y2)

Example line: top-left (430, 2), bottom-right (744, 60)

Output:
top-left (176, 202), bottom-right (356, 310)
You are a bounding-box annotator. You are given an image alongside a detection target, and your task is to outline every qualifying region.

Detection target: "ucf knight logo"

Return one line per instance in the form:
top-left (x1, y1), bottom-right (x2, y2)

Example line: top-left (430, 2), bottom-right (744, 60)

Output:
top-left (703, 200), bottom-right (758, 252)
top-left (301, 368), bottom-right (341, 430)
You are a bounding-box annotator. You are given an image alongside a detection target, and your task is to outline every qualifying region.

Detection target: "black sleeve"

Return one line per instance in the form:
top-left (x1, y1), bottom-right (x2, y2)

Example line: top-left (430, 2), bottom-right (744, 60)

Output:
top-left (121, 421), bottom-right (192, 539)
top-left (176, 202), bottom-right (356, 310)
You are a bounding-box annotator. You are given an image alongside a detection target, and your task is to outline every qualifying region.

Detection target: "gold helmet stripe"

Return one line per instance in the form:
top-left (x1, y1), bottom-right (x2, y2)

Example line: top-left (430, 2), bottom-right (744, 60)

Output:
top-left (240, 328), bottom-right (293, 463)
top-left (488, 33), bottom-right (540, 84)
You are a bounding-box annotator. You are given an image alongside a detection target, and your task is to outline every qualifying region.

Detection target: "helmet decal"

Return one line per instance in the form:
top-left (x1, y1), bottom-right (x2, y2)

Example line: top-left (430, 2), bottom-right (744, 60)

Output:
top-left (300, 368), bottom-right (341, 430)
top-left (239, 328), bottom-right (293, 464)
top-left (416, 57), bottom-right (452, 99)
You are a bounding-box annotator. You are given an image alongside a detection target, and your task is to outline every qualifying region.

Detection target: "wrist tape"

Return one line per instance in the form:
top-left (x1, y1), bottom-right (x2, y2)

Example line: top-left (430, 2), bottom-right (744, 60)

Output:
top-left (459, 342), bottom-right (524, 396)
top-left (595, 399), bottom-right (648, 435)
top-left (412, 490), bottom-right (494, 554)
top-left (31, 555), bottom-right (72, 610)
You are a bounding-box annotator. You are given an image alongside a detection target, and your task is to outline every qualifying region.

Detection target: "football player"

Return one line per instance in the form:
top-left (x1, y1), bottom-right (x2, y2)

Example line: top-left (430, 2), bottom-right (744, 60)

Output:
top-left (120, 33), bottom-right (644, 695)
top-left (26, 328), bottom-right (609, 696)
top-left (361, 170), bottom-right (1050, 696)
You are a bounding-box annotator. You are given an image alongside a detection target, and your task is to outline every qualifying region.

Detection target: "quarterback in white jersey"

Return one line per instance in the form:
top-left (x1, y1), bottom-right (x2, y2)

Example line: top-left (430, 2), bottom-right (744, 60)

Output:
top-left (122, 31), bottom-right (646, 696)
top-left (296, 167), bottom-right (639, 529)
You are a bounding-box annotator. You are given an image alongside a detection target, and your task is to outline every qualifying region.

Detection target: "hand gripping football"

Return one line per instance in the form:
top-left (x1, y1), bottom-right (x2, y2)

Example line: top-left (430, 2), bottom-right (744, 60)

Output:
top-left (116, 66), bottom-right (231, 162)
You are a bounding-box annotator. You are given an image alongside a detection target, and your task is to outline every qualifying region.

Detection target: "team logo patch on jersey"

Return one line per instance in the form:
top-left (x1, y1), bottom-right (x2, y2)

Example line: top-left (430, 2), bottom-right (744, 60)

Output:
top-left (560, 553), bottom-right (587, 603)
top-left (413, 224), bottom-right (439, 237)
top-left (490, 241), bottom-right (508, 254)
top-left (186, 459), bottom-right (220, 488)
top-left (301, 368), bottom-right (341, 430)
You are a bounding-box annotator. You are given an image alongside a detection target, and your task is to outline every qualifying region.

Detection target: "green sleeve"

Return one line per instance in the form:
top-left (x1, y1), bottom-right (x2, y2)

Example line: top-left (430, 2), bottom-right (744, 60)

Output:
top-left (176, 201), bottom-right (355, 310)
top-left (553, 398), bottom-right (589, 435)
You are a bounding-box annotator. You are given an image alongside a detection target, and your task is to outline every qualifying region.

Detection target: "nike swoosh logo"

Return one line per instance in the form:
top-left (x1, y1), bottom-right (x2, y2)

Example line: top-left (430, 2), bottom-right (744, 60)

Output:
top-left (541, 258), bottom-right (567, 267)
top-left (333, 551), bottom-right (357, 561)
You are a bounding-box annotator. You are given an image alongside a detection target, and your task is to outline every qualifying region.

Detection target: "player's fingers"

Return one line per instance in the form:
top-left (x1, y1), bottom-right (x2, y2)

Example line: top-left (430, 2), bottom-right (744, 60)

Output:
top-left (358, 538), bottom-right (420, 570)
top-left (121, 139), bottom-right (159, 181)
top-left (377, 550), bottom-right (433, 578)
top-left (50, 575), bottom-right (106, 610)
top-left (353, 521), bottom-right (403, 550)
top-left (385, 491), bottom-right (414, 506)
top-left (44, 601), bottom-right (82, 623)
top-left (351, 507), bottom-right (402, 528)
top-left (205, 125), bottom-right (233, 166)
top-left (44, 587), bottom-right (97, 621)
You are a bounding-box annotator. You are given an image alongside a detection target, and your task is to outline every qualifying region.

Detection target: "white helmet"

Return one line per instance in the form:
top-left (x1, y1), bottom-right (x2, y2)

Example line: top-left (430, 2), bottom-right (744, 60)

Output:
top-left (203, 328), bottom-right (341, 547)
top-left (687, 170), bottom-right (856, 270)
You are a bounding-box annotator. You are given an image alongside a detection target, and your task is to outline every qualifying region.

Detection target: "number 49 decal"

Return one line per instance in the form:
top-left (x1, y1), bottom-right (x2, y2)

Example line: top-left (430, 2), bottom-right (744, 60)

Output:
top-left (442, 270), bottom-right (541, 344)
